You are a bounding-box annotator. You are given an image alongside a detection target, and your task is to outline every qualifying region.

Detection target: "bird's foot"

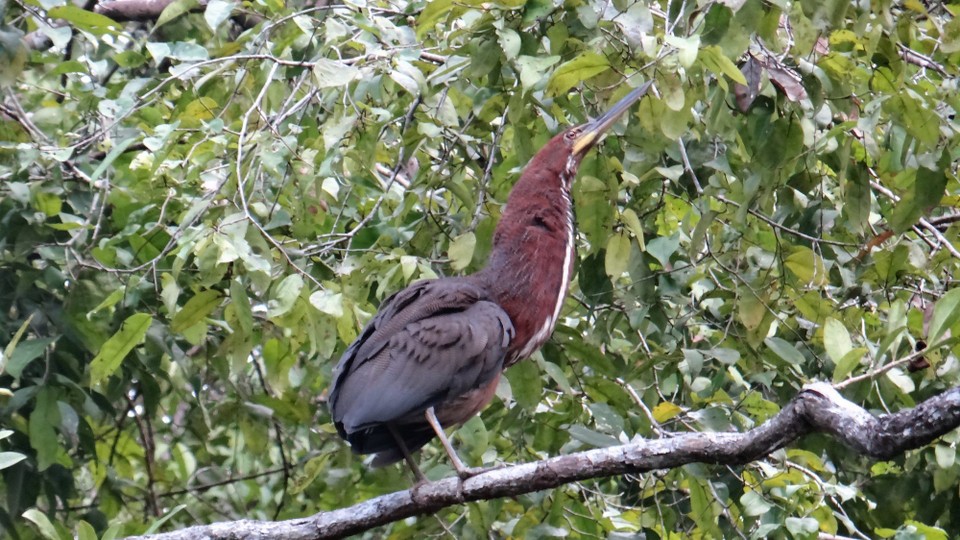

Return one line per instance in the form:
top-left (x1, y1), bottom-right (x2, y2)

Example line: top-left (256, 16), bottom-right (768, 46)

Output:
top-left (455, 463), bottom-right (508, 479)
top-left (455, 466), bottom-right (486, 480)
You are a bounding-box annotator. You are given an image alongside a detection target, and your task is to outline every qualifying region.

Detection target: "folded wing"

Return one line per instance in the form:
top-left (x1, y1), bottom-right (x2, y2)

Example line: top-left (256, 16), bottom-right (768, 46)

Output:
top-left (328, 278), bottom-right (514, 462)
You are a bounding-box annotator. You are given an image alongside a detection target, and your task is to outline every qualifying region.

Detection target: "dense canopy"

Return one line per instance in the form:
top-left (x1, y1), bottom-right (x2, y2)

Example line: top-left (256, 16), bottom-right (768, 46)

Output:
top-left (2, 0), bottom-right (960, 538)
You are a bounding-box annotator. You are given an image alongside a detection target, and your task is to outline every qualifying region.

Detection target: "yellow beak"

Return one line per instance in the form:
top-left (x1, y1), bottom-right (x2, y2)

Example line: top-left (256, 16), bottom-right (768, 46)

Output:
top-left (572, 80), bottom-right (653, 155)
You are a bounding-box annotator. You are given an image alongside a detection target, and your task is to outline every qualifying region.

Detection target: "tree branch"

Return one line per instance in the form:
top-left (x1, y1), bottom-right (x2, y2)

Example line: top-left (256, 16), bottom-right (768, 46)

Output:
top-left (126, 382), bottom-right (960, 540)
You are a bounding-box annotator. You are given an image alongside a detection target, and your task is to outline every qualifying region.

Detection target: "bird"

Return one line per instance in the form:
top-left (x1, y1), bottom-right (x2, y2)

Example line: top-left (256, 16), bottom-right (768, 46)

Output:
top-left (328, 81), bottom-right (653, 480)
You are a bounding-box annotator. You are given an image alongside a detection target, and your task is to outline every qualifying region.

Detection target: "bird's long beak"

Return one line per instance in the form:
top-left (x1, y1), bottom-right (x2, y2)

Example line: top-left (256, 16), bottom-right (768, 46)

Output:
top-left (572, 80), bottom-right (653, 155)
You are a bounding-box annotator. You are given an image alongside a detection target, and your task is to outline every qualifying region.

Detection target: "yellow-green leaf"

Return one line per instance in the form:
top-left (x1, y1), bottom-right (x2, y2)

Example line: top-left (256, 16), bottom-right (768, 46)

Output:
top-left (547, 52), bottom-right (610, 96)
top-left (620, 208), bottom-right (645, 250)
top-left (823, 317), bottom-right (852, 364)
top-left (928, 286), bottom-right (960, 343)
top-left (23, 508), bottom-right (61, 540)
top-left (310, 290), bottom-right (344, 318)
top-left (652, 401), bottom-right (682, 422)
top-left (154, 0), bottom-right (199, 29)
top-left (171, 290), bottom-right (221, 333)
top-left (699, 45), bottom-right (747, 85)
top-left (604, 232), bottom-right (631, 278)
top-left (785, 247), bottom-right (828, 286)
top-left (48, 6), bottom-right (119, 35)
top-left (832, 347), bottom-right (866, 382)
top-left (448, 232), bottom-right (476, 271)
top-left (90, 313), bottom-right (152, 386)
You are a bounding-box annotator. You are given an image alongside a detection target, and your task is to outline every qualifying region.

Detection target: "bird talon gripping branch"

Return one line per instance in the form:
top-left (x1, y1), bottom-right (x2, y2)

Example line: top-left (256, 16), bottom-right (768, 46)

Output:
top-left (328, 81), bottom-right (654, 480)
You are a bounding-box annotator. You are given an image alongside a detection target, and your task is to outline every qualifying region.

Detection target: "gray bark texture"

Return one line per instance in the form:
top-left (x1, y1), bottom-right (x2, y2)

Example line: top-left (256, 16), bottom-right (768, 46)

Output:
top-left (125, 382), bottom-right (960, 540)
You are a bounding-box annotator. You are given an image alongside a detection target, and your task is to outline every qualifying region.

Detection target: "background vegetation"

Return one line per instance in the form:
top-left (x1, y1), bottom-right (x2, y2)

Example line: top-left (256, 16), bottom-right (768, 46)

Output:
top-left (2, 0), bottom-right (960, 538)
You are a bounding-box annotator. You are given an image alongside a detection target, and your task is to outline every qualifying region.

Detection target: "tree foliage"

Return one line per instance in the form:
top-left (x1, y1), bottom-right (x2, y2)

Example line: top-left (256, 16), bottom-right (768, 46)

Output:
top-left (2, 0), bottom-right (960, 538)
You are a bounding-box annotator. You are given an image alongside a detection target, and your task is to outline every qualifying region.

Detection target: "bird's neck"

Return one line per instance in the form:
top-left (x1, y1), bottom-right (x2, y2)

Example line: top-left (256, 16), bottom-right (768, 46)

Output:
top-left (477, 172), bottom-right (576, 365)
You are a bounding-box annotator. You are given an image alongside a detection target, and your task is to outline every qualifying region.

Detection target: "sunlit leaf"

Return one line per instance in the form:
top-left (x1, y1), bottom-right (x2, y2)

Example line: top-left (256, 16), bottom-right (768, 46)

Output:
top-left (89, 313), bottom-right (152, 386)
top-left (171, 290), bottom-right (221, 333)
top-left (546, 52), bottom-right (610, 96)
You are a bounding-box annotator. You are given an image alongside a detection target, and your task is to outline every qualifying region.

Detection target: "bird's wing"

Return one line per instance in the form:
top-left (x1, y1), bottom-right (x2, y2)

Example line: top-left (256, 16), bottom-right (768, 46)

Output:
top-left (328, 278), bottom-right (514, 438)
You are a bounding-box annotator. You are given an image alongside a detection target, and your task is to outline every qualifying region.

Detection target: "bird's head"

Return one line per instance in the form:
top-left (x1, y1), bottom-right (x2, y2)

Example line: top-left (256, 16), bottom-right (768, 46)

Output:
top-left (529, 81), bottom-right (653, 190)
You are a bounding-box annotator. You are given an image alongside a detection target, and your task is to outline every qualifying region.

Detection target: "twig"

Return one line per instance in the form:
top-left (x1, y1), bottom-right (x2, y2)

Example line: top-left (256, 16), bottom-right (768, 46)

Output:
top-left (714, 195), bottom-right (857, 247)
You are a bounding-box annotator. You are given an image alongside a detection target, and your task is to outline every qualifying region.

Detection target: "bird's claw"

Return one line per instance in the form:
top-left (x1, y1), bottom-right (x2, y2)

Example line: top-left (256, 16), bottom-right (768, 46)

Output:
top-left (456, 463), bottom-right (507, 479)
top-left (456, 466), bottom-right (486, 479)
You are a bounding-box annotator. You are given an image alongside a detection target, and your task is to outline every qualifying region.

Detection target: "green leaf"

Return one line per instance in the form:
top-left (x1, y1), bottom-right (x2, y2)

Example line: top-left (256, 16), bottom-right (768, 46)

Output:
top-left (171, 290), bottom-right (221, 332)
top-left (890, 162), bottom-right (948, 234)
top-left (389, 60), bottom-right (425, 95)
top-left (417, 0), bottom-right (457, 39)
top-left (145, 41), bottom-right (209, 63)
top-left (497, 28), bottom-right (520, 60)
top-left (567, 425), bottom-right (619, 448)
top-left (204, 0), bottom-right (235, 30)
top-left (33, 192), bottom-right (61, 216)
top-left (903, 521), bottom-right (948, 540)
top-left (154, 0), bottom-right (199, 29)
top-left (935, 444), bottom-right (956, 469)
top-left (0, 451), bottom-right (26, 469)
top-left (47, 6), bottom-right (118, 35)
top-left (505, 358), bottom-right (542, 410)
top-left (886, 367), bottom-right (915, 394)
top-left (620, 208), bottom-right (645, 249)
top-left (230, 279), bottom-right (254, 335)
top-left (289, 455), bottom-right (330, 495)
top-left (785, 517), bottom-right (819, 536)
top-left (90, 137), bottom-right (138, 185)
top-left (652, 401), bottom-right (682, 423)
top-left (76, 521), bottom-right (97, 540)
top-left (785, 247), bottom-right (828, 286)
top-left (448, 232), bottom-right (476, 271)
top-left (823, 318), bottom-right (852, 363)
top-left (844, 162), bottom-right (871, 233)
top-left (928, 286), bottom-right (960, 343)
top-left (268, 274), bottom-right (304, 318)
top-left (143, 505), bottom-right (188, 535)
top-left (516, 55), bottom-right (560, 90)
top-left (740, 491), bottom-right (773, 516)
top-left (310, 290), bottom-right (344, 318)
top-left (22, 509), bottom-right (62, 540)
top-left (540, 358), bottom-right (575, 395)
top-left (2, 313), bottom-right (33, 371)
top-left (114, 50), bottom-right (146, 68)
top-left (832, 347), bottom-right (866, 382)
top-left (698, 45), bottom-right (747, 85)
top-left (646, 235), bottom-right (679, 267)
top-left (546, 52), bottom-right (610, 96)
top-left (664, 35), bottom-right (700, 67)
top-left (6, 337), bottom-right (56, 378)
top-left (765, 337), bottom-right (804, 366)
top-left (89, 288), bottom-right (124, 317)
top-left (30, 389), bottom-right (60, 471)
top-left (604, 232), bottom-right (631, 278)
top-left (89, 313), bottom-right (153, 386)
top-left (313, 58), bottom-right (360, 88)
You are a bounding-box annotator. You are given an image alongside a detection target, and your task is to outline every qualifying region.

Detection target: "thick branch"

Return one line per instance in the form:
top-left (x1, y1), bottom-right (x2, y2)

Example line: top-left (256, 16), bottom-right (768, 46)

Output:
top-left (94, 0), bottom-right (182, 21)
top-left (92, 0), bottom-right (263, 28)
top-left (127, 382), bottom-right (960, 540)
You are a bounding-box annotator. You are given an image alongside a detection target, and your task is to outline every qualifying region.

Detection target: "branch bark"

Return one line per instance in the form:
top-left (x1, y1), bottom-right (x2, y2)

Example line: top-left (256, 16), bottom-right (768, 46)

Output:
top-left (126, 382), bottom-right (960, 540)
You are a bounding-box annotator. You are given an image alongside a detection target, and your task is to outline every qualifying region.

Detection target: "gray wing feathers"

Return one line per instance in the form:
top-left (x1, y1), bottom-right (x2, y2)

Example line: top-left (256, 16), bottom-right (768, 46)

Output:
top-left (329, 279), bottom-right (514, 440)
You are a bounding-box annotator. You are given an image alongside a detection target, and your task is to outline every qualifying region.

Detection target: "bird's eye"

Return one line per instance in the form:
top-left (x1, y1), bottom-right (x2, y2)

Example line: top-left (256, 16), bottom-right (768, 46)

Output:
top-left (564, 130), bottom-right (578, 140)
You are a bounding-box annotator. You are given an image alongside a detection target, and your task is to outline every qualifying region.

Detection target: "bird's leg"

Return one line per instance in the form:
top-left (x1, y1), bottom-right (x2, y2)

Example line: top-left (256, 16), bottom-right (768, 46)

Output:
top-left (424, 407), bottom-right (484, 479)
top-left (387, 423), bottom-right (426, 483)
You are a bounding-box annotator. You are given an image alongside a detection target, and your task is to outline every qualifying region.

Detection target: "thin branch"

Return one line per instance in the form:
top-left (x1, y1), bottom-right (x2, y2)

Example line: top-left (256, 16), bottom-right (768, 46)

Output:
top-left (714, 195), bottom-right (857, 247)
top-left (126, 382), bottom-right (960, 540)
